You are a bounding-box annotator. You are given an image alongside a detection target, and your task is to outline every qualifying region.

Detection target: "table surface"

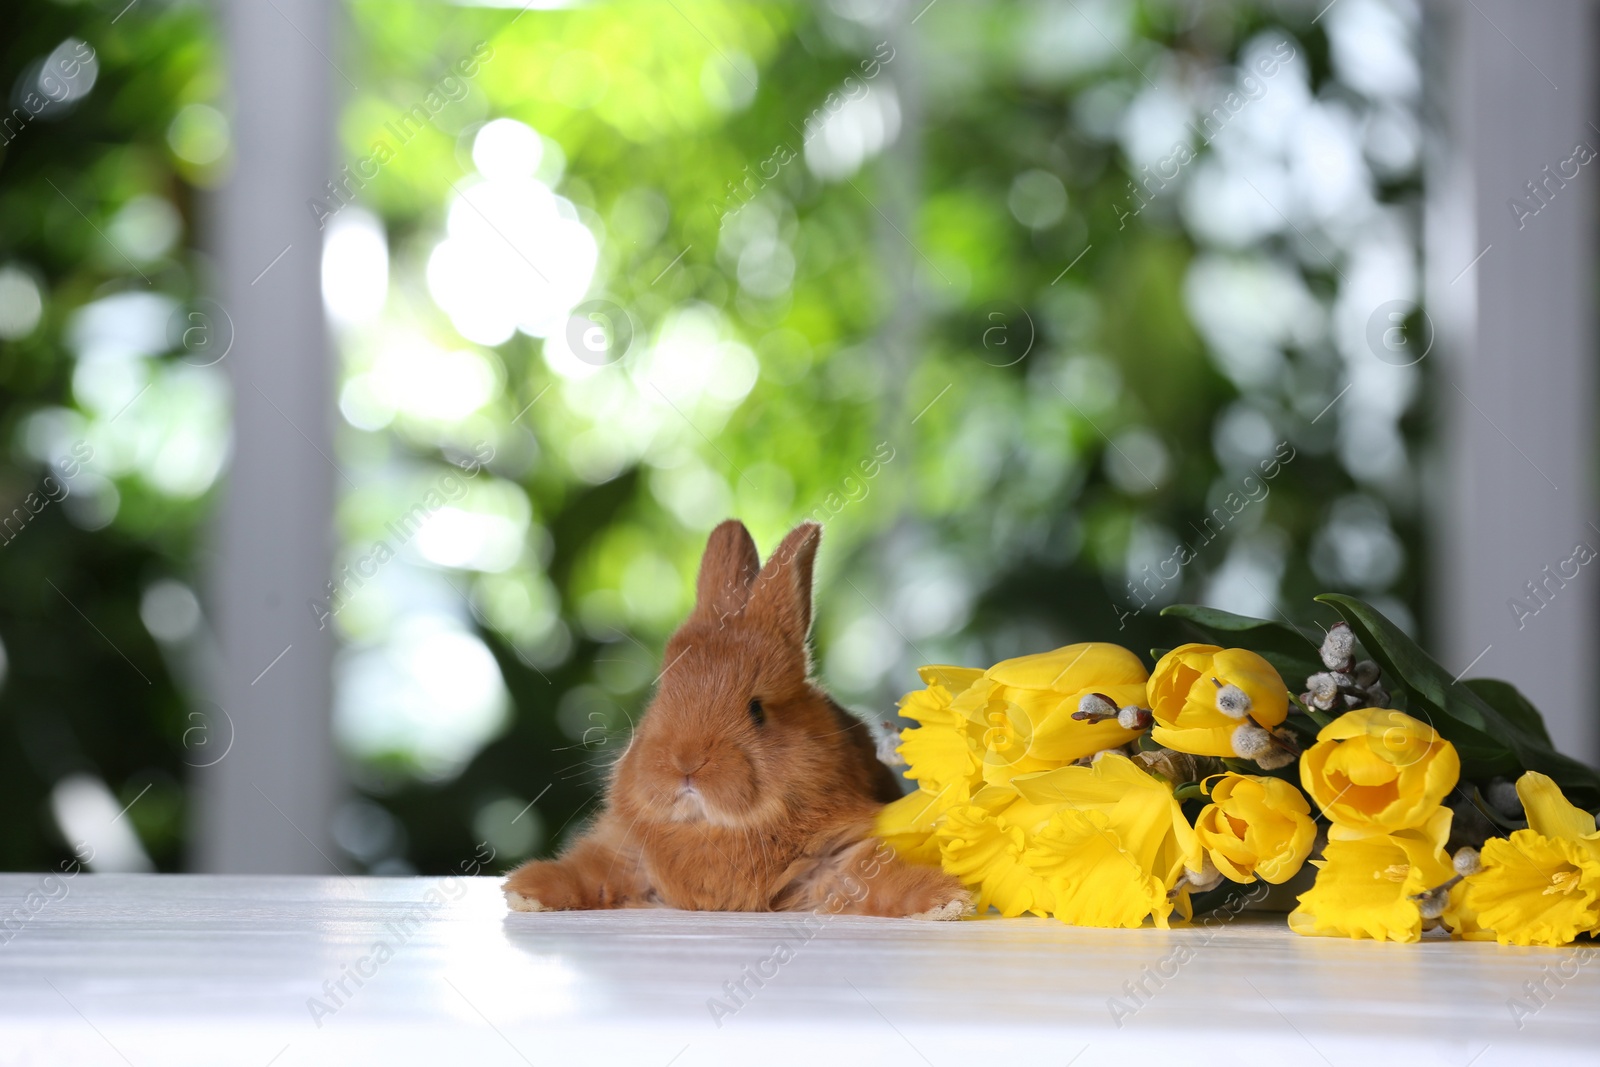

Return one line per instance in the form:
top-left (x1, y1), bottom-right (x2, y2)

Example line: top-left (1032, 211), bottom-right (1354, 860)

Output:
top-left (0, 874), bottom-right (1593, 1066)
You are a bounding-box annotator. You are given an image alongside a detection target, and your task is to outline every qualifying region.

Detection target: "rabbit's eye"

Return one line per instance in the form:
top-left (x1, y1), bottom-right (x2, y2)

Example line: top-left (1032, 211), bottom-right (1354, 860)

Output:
top-left (748, 698), bottom-right (765, 727)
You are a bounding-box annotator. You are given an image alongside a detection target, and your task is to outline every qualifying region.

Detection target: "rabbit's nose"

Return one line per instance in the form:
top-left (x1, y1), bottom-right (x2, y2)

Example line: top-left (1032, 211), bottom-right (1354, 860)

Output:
top-left (673, 752), bottom-right (709, 777)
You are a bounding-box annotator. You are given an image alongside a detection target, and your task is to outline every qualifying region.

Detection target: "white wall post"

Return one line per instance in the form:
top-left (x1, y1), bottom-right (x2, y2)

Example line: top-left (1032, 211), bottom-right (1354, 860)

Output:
top-left (200, 0), bottom-right (342, 872)
top-left (1431, 0), bottom-right (1599, 765)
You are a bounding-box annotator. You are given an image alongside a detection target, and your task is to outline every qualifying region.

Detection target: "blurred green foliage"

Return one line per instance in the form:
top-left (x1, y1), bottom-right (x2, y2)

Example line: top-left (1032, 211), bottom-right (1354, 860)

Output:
top-left (1, 0), bottom-right (1429, 875)
top-left (0, 0), bottom-right (221, 870)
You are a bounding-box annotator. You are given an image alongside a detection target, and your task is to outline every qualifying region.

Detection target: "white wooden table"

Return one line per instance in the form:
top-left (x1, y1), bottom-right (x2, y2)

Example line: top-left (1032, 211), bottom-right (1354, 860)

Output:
top-left (0, 875), bottom-right (1592, 1065)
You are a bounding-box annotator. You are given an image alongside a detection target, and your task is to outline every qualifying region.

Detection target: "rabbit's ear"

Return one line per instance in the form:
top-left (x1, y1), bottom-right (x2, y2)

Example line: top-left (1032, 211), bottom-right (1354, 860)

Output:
top-left (746, 522), bottom-right (822, 648)
top-left (690, 519), bottom-right (761, 625)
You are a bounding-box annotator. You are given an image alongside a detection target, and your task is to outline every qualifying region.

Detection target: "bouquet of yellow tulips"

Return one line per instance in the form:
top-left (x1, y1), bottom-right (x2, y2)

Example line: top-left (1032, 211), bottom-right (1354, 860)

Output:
top-left (878, 594), bottom-right (1600, 946)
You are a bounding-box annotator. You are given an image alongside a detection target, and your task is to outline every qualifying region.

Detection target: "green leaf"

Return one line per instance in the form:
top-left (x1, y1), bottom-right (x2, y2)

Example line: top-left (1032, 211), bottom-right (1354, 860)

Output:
top-left (1462, 678), bottom-right (1554, 747)
top-left (1315, 593), bottom-right (1600, 806)
top-left (1460, 784), bottom-right (1528, 833)
top-left (1159, 603), bottom-right (1323, 684)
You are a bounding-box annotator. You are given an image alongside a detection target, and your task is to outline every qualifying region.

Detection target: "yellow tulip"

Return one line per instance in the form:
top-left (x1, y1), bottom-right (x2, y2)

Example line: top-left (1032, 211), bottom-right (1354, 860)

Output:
top-left (966, 643), bottom-right (1149, 784)
top-left (1147, 644), bottom-right (1289, 757)
top-left (1455, 773), bottom-right (1600, 946)
top-left (1289, 807), bottom-right (1456, 943)
top-left (1194, 773), bottom-right (1317, 884)
top-left (897, 644), bottom-right (1150, 793)
top-left (1299, 709), bottom-right (1459, 838)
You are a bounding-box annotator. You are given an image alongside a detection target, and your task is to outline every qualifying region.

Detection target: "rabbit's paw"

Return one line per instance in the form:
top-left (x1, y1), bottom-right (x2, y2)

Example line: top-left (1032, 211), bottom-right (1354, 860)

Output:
top-left (906, 887), bottom-right (973, 921)
top-left (502, 860), bottom-right (585, 912)
top-left (504, 889), bottom-right (554, 913)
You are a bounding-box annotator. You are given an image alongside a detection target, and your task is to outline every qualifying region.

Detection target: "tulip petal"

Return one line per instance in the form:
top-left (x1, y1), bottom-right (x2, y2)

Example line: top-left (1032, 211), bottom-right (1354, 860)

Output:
top-left (1027, 681), bottom-right (1146, 761)
top-left (986, 642), bottom-right (1149, 691)
top-left (1148, 644), bottom-right (1220, 712)
top-left (1325, 740), bottom-right (1400, 787)
top-left (1151, 722), bottom-right (1236, 758)
top-left (1210, 647), bottom-right (1290, 726)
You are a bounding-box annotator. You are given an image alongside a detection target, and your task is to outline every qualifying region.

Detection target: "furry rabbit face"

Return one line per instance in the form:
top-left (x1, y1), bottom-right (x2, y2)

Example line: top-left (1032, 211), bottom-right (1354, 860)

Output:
top-left (609, 520), bottom-right (843, 830)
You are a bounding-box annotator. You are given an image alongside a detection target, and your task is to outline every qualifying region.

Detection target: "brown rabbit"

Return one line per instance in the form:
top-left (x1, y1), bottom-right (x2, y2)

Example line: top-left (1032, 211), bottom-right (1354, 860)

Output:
top-left (504, 520), bottom-right (970, 919)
